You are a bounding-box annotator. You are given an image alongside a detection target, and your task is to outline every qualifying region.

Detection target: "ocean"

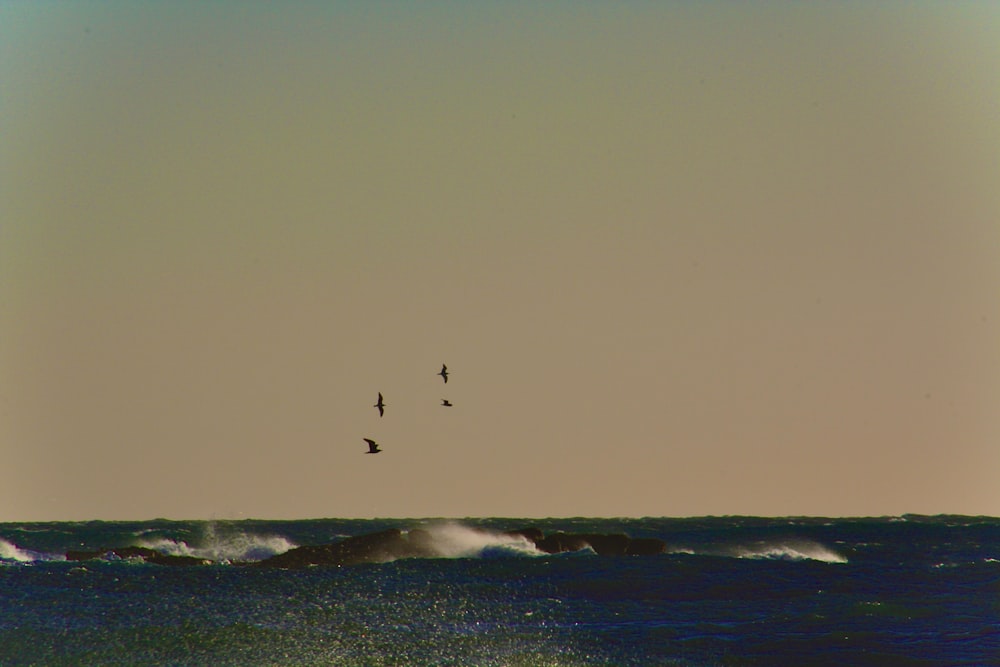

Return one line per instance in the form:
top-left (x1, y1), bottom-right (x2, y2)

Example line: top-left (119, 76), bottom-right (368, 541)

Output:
top-left (1, 516), bottom-right (997, 665)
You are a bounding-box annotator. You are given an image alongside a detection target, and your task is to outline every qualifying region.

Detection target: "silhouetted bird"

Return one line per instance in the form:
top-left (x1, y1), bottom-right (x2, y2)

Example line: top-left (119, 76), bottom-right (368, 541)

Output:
top-left (374, 392), bottom-right (385, 417)
top-left (363, 438), bottom-right (381, 454)
top-left (441, 399), bottom-right (453, 407)
top-left (438, 364), bottom-right (449, 383)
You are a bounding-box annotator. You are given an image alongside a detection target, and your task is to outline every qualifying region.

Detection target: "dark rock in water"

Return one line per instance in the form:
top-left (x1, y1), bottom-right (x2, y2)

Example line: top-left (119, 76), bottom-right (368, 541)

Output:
top-left (143, 551), bottom-right (214, 567)
top-left (535, 532), bottom-right (592, 554)
top-left (407, 528), bottom-right (435, 553)
top-left (63, 525), bottom-right (667, 569)
top-left (254, 528), bottom-right (439, 569)
top-left (65, 546), bottom-right (211, 567)
top-left (580, 533), bottom-right (631, 556)
top-left (625, 537), bottom-right (667, 556)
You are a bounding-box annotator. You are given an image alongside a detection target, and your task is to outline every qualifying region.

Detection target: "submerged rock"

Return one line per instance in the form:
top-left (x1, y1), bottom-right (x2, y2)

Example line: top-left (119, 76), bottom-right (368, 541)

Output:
top-left (625, 537), bottom-right (668, 556)
top-left (253, 528), bottom-right (437, 569)
top-left (65, 546), bottom-right (211, 567)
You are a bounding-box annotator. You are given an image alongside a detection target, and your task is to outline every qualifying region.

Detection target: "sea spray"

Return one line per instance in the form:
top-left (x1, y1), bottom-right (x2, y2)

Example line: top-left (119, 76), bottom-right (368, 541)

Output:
top-left (732, 540), bottom-right (847, 563)
top-left (412, 521), bottom-right (540, 558)
top-left (0, 537), bottom-right (62, 563)
top-left (663, 539), bottom-right (848, 563)
top-left (135, 522), bottom-right (296, 563)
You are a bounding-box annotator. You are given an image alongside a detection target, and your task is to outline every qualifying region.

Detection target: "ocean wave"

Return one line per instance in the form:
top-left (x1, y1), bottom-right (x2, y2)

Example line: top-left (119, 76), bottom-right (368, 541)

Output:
top-left (733, 541), bottom-right (847, 564)
top-left (738, 544), bottom-right (847, 563)
top-left (668, 540), bottom-right (847, 564)
top-left (0, 537), bottom-right (64, 564)
top-left (409, 522), bottom-right (541, 559)
top-left (134, 526), bottom-right (296, 563)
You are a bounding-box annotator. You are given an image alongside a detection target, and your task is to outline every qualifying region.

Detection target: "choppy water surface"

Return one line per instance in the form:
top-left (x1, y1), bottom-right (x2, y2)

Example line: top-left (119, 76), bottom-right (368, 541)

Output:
top-left (2, 516), bottom-right (998, 665)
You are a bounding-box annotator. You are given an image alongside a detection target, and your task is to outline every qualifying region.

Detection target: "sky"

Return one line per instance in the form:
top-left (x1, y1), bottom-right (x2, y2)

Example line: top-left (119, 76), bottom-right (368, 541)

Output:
top-left (2, 2), bottom-right (999, 522)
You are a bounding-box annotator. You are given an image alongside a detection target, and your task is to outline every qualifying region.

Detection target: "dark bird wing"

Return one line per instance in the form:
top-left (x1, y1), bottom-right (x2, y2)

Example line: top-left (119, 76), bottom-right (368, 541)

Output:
top-left (363, 438), bottom-right (380, 453)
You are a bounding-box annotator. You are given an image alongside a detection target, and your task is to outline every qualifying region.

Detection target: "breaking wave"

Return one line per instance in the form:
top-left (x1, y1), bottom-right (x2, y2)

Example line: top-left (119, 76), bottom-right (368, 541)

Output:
top-left (668, 540), bottom-right (846, 564)
top-left (733, 541), bottom-right (847, 563)
top-left (0, 537), bottom-right (63, 564)
top-left (407, 522), bottom-right (541, 559)
top-left (134, 525), bottom-right (296, 563)
top-left (1, 521), bottom-right (844, 566)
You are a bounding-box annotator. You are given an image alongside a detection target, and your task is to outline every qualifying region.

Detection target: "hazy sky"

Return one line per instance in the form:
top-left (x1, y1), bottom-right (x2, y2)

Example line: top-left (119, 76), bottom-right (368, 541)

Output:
top-left (2, 2), bottom-right (998, 521)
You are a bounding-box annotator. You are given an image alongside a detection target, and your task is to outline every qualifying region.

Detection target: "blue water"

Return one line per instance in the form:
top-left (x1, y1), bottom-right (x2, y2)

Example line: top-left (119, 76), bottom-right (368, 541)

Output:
top-left (2, 516), bottom-right (998, 665)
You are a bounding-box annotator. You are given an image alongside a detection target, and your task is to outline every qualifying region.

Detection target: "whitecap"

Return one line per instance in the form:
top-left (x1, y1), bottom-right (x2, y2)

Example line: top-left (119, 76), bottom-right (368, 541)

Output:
top-left (0, 537), bottom-right (63, 563)
top-left (733, 541), bottom-right (847, 564)
top-left (134, 526), bottom-right (296, 563)
top-left (411, 522), bottom-right (542, 559)
top-left (667, 547), bottom-right (697, 556)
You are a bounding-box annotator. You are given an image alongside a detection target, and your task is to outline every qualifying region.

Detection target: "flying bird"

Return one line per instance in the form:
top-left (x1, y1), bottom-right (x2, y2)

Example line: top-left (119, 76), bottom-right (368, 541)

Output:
top-left (374, 392), bottom-right (385, 417)
top-left (438, 364), bottom-right (449, 383)
top-left (441, 399), bottom-right (453, 407)
top-left (363, 438), bottom-right (382, 454)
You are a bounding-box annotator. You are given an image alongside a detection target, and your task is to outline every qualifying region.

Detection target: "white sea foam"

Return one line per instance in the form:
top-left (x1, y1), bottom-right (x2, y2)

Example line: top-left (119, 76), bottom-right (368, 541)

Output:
top-left (411, 522), bottom-right (541, 558)
top-left (0, 538), bottom-right (35, 562)
top-left (136, 527), bottom-right (296, 563)
top-left (667, 547), bottom-right (697, 556)
top-left (0, 538), bottom-right (63, 563)
top-left (733, 541), bottom-right (847, 564)
top-left (665, 541), bottom-right (846, 563)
